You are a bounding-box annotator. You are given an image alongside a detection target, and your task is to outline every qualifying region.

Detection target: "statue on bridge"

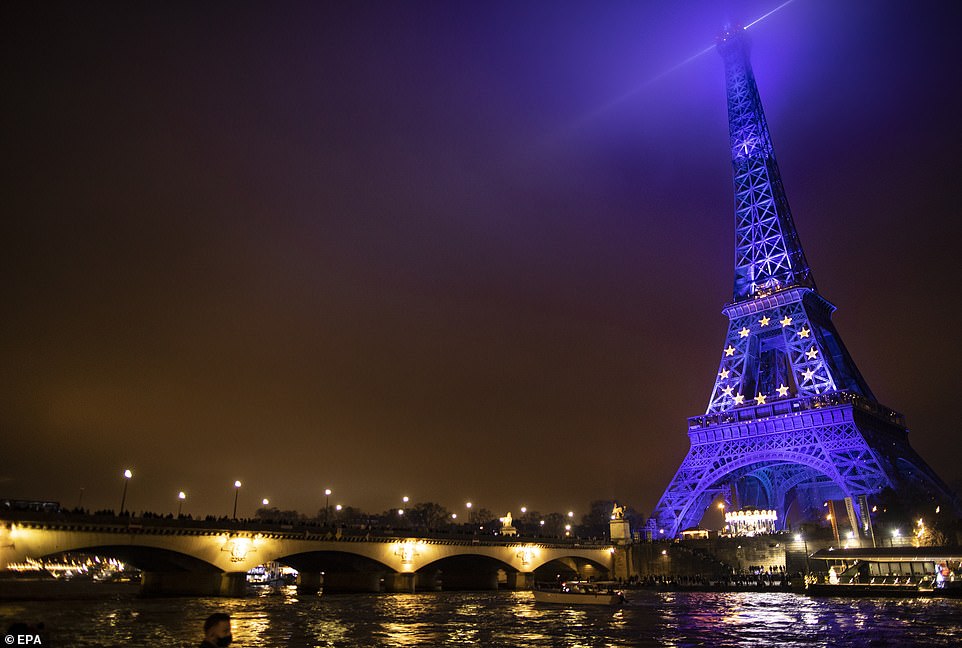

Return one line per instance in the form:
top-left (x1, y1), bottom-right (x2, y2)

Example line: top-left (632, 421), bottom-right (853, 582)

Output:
top-left (609, 503), bottom-right (630, 545)
top-left (499, 512), bottom-right (517, 536)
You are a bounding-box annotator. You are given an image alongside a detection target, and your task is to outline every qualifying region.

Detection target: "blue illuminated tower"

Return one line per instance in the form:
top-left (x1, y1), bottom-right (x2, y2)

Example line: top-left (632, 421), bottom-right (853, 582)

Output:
top-left (648, 29), bottom-right (958, 537)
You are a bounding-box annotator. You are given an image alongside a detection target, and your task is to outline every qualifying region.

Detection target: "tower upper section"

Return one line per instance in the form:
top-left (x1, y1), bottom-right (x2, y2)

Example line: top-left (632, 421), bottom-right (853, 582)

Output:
top-left (717, 29), bottom-right (814, 302)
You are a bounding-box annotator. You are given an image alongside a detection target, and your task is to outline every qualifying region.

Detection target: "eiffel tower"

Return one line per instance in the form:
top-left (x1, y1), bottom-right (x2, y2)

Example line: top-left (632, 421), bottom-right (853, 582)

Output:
top-left (648, 28), bottom-right (958, 538)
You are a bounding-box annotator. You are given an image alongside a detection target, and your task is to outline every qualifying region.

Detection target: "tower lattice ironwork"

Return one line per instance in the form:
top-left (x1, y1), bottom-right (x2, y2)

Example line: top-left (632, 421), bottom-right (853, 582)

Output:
top-left (648, 29), bottom-right (957, 538)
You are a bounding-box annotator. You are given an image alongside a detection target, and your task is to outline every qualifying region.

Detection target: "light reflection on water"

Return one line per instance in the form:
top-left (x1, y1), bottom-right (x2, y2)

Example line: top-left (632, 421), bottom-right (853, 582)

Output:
top-left (1, 588), bottom-right (961, 647)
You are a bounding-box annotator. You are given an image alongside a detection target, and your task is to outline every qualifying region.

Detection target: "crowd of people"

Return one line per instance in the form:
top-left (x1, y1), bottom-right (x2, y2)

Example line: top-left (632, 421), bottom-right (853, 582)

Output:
top-left (619, 568), bottom-right (797, 591)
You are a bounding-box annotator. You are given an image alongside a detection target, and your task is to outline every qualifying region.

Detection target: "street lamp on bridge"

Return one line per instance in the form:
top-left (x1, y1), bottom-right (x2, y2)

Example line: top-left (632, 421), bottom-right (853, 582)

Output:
top-left (177, 491), bottom-right (186, 517)
top-left (119, 469), bottom-right (133, 515)
top-left (232, 480), bottom-right (242, 519)
top-left (324, 488), bottom-right (332, 525)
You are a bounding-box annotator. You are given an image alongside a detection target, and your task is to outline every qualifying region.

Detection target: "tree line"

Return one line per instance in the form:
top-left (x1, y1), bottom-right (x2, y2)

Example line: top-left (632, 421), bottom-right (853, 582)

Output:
top-left (253, 499), bottom-right (645, 538)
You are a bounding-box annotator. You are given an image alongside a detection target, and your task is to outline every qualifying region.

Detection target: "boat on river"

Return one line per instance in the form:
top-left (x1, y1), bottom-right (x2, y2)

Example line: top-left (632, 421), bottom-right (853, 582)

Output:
top-left (533, 581), bottom-right (625, 606)
top-left (806, 547), bottom-right (962, 598)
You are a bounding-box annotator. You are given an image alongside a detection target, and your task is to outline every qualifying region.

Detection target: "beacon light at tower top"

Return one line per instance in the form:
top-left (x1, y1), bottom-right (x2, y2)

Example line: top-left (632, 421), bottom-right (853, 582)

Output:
top-left (743, 0), bottom-right (798, 31)
top-left (578, 0), bottom-right (802, 123)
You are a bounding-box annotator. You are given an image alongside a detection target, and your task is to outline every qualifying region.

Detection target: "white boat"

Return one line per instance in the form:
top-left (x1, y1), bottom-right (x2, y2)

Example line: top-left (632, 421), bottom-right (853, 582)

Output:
top-left (533, 581), bottom-right (624, 606)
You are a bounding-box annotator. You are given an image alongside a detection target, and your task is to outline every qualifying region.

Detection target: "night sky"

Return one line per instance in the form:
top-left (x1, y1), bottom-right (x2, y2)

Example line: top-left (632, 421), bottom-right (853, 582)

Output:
top-left (3, 0), bottom-right (961, 521)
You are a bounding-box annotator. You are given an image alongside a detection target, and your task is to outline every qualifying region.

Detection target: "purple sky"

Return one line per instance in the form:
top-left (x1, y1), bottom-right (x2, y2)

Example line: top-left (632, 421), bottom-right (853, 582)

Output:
top-left (3, 0), bottom-right (961, 520)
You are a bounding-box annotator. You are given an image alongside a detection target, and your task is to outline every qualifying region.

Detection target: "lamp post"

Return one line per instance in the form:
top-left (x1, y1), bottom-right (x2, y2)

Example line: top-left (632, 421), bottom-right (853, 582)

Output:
top-left (119, 469), bottom-right (132, 515)
top-left (262, 498), bottom-right (270, 507)
top-left (232, 480), bottom-right (242, 520)
top-left (324, 488), bottom-right (332, 526)
top-left (177, 491), bottom-right (186, 517)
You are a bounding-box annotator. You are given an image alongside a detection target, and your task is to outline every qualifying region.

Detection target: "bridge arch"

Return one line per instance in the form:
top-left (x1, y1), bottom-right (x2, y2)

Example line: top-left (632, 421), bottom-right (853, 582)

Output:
top-left (275, 550), bottom-right (393, 574)
top-left (416, 553), bottom-right (517, 590)
top-left (417, 553), bottom-right (516, 574)
top-left (271, 549), bottom-right (397, 593)
top-left (32, 544), bottom-right (220, 573)
top-left (531, 555), bottom-right (610, 582)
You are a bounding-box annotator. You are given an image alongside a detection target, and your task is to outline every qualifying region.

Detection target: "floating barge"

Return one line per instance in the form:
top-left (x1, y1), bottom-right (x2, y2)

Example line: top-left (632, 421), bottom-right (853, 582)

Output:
top-left (806, 547), bottom-right (961, 597)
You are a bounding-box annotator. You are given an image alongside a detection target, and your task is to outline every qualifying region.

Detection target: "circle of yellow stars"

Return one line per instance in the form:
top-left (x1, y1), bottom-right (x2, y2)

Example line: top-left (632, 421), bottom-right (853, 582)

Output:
top-left (716, 313), bottom-right (826, 408)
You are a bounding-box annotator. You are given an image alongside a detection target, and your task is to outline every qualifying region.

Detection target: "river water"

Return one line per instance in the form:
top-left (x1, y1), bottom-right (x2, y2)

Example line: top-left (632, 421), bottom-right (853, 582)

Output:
top-left (2, 586), bottom-right (961, 647)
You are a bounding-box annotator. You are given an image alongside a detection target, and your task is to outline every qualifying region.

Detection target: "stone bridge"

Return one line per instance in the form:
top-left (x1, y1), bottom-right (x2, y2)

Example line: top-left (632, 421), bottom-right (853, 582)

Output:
top-left (0, 517), bottom-right (614, 596)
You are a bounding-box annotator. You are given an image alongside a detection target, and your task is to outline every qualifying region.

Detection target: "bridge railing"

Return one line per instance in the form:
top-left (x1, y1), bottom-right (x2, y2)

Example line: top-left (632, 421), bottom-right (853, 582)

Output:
top-left (0, 511), bottom-right (612, 549)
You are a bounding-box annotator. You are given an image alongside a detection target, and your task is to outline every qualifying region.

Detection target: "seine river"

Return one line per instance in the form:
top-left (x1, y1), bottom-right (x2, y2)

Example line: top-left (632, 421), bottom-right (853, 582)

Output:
top-left (3, 586), bottom-right (961, 647)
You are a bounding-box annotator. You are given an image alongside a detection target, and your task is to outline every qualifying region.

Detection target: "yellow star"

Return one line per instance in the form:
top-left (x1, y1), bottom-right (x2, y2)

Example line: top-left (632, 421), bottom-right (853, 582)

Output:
top-left (776, 384), bottom-right (790, 397)
top-left (722, 385), bottom-right (734, 396)
top-left (739, 327), bottom-right (750, 338)
top-left (755, 393), bottom-right (767, 405)
top-left (780, 316), bottom-right (793, 327)
top-left (733, 393), bottom-right (745, 405)
top-left (802, 368), bottom-right (815, 381)
top-left (719, 368), bottom-right (729, 379)
top-left (725, 345), bottom-right (736, 356)
top-left (798, 327), bottom-right (810, 338)
top-left (806, 346), bottom-right (819, 360)
top-left (759, 316), bottom-right (771, 327)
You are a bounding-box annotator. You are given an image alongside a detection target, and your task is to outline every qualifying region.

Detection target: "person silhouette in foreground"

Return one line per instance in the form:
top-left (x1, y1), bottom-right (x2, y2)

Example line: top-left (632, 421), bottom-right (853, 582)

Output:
top-left (200, 612), bottom-right (233, 647)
